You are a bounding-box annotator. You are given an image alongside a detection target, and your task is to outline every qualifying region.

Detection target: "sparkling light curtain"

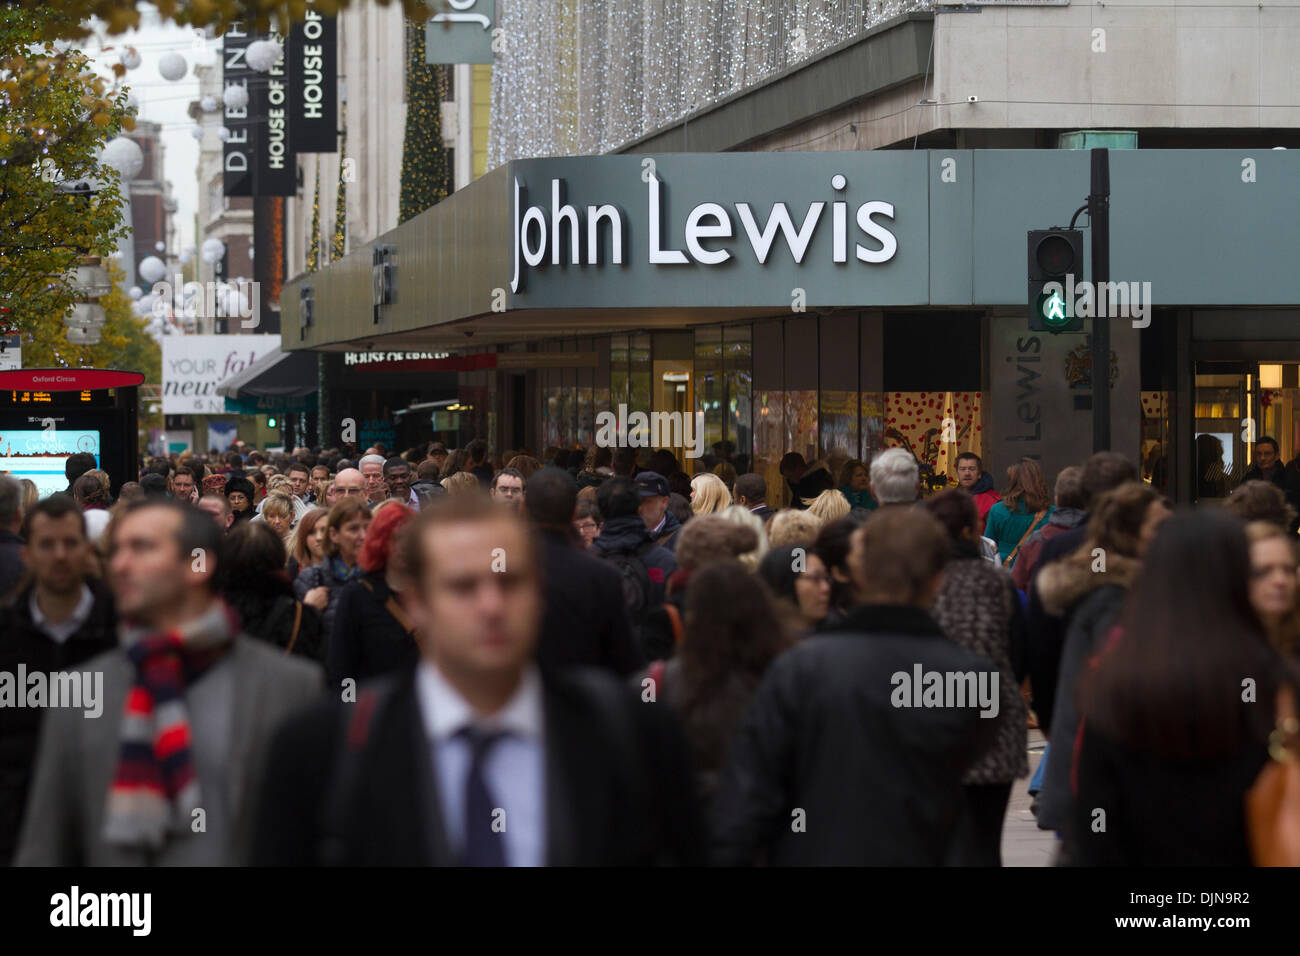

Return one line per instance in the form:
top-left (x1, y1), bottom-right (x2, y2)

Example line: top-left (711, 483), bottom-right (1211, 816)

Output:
top-left (489, 0), bottom-right (929, 167)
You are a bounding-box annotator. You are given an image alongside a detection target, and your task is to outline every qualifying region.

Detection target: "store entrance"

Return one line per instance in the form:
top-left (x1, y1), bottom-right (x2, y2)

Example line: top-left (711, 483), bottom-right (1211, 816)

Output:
top-left (1194, 360), bottom-right (1300, 501)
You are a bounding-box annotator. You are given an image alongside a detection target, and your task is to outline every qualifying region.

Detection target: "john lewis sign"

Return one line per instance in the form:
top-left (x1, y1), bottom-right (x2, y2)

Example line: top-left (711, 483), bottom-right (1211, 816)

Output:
top-left (504, 153), bottom-right (928, 309)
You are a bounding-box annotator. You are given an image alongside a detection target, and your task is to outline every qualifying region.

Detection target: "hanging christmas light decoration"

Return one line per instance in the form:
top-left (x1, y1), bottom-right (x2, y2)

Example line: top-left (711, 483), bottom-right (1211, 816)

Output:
top-left (245, 39), bottom-right (284, 73)
top-left (488, 0), bottom-right (913, 166)
top-left (200, 238), bottom-right (226, 263)
top-left (158, 51), bottom-right (188, 82)
top-left (119, 46), bottom-right (142, 71)
top-left (98, 136), bottom-right (144, 180)
top-left (222, 84), bottom-right (249, 110)
top-left (128, 286), bottom-right (143, 300)
top-left (190, 126), bottom-right (204, 140)
top-left (200, 94), bottom-right (219, 112)
top-left (138, 256), bottom-right (167, 284)
top-left (135, 293), bottom-right (160, 317)
top-left (217, 127), bottom-right (230, 141)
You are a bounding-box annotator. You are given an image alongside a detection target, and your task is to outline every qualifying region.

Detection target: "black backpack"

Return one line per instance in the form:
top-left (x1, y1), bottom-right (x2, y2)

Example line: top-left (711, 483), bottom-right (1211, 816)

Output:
top-left (603, 538), bottom-right (657, 620)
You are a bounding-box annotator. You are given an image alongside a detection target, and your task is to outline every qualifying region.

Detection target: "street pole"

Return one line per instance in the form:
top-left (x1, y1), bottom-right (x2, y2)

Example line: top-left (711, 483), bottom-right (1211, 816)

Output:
top-left (1090, 148), bottom-right (1111, 452)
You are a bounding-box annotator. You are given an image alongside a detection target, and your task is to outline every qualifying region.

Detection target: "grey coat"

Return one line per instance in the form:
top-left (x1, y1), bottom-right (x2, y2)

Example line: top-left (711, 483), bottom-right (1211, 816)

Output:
top-left (15, 636), bottom-right (321, 866)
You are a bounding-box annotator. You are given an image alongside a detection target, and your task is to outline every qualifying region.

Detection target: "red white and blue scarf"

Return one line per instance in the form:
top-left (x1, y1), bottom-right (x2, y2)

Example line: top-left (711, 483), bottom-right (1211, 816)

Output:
top-left (102, 602), bottom-right (238, 851)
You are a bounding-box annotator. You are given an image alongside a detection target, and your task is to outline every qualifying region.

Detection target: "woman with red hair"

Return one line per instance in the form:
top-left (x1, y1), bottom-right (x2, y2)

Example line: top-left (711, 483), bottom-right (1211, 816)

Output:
top-left (325, 502), bottom-right (418, 686)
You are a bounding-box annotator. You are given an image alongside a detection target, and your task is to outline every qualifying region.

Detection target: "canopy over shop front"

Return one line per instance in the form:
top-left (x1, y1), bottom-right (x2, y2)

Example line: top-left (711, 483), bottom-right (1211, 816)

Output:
top-left (216, 345), bottom-right (319, 414)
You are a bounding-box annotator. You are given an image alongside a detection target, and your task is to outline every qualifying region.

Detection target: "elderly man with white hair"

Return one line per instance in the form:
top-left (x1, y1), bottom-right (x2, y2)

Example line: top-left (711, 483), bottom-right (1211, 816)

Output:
top-left (868, 448), bottom-right (999, 562)
top-left (868, 447), bottom-right (921, 507)
top-left (358, 454), bottom-right (387, 506)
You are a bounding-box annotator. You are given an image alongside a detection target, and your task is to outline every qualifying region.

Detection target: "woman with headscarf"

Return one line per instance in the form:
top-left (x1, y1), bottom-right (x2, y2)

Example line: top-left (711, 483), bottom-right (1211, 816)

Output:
top-left (225, 475), bottom-right (257, 524)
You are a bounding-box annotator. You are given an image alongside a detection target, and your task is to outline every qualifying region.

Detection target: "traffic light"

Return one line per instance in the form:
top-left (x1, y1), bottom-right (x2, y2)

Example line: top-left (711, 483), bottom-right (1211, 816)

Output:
top-left (1028, 229), bottom-right (1084, 333)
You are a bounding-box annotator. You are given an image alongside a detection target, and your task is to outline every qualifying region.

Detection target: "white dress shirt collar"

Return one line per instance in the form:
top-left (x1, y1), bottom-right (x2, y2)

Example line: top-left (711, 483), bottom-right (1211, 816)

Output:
top-left (29, 583), bottom-right (95, 644)
top-left (416, 658), bottom-right (544, 744)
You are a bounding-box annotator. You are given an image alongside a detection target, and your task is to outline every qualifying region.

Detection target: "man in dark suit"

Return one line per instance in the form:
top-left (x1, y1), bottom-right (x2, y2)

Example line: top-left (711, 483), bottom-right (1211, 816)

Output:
top-left (734, 473), bottom-right (774, 523)
top-left (15, 500), bottom-right (321, 866)
top-left (525, 468), bottom-right (641, 677)
top-left (712, 507), bottom-right (997, 865)
top-left (253, 495), bottom-right (702, 866)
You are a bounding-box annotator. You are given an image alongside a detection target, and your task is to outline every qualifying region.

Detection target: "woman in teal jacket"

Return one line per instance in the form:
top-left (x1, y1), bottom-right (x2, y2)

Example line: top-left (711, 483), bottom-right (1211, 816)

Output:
top-left (984, 458), bottom-right (1054, 567)
top-left (838, 459), bottom-right (878, 511)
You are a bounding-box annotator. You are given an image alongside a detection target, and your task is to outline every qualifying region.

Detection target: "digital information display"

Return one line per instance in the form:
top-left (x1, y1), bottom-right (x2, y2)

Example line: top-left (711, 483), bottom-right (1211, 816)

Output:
top-left (0, 429), bottom-right (101, 498)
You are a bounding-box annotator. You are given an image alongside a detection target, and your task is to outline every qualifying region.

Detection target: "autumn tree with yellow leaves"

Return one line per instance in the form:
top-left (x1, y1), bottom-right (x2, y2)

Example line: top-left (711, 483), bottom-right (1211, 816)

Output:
top-left (0, 6), bottom-right (132, 346)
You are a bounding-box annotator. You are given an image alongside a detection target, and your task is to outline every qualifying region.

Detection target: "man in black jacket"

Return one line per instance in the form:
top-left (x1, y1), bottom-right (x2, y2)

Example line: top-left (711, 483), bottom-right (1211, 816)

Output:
top-left (711, 507), bottom-right (997, 866)
top-left (254, 495), bottom-right (702, 866)
top-left (0, 495), bottom-right (117, 865)
top-left (524, 468), bottom-right (640, 677)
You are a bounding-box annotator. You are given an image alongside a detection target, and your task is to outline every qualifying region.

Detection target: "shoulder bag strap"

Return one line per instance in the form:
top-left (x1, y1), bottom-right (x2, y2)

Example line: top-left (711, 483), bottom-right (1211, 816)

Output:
top-left (360, 576), bottom-right (415, 637)
top-left (1004, 510), bottom-right (1047, 567)
top-left (663, 603), bottom-right (684, 644)
top-left (284, 600), bottom-right (304, 656)
top-left (385, 595), bottom-right (415, 638)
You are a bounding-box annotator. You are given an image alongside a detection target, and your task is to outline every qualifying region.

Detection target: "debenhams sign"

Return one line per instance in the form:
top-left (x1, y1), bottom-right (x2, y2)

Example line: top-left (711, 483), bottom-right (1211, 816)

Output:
top-left (510, 168), bottom-right (900, 294)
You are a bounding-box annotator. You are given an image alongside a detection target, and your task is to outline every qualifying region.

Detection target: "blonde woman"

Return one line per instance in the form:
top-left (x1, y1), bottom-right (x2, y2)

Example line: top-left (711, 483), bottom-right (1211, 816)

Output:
top-left (767, 509), bottom-right (824, 549)
top-left (690, 472), bottom-right (732, 516)
top-left (257, 491), bottom-right (297, 548)
top-left (84, 468), bottom-right (112, 496)
top-left (804, 488), bottom-right (851, 524)
top-left (718, 504), bottom-right (769, 571)
top-left (256, 481), bottom-right (310, 524)
top-left (287, 507), bottom-right (328, 579)
top-left (441, 470), bottom-right (483, 497)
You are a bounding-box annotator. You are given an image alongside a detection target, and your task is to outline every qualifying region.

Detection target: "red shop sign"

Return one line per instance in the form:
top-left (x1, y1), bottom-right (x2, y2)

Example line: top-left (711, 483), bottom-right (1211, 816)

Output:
top-left (0, 368), bottom-right (145, 392)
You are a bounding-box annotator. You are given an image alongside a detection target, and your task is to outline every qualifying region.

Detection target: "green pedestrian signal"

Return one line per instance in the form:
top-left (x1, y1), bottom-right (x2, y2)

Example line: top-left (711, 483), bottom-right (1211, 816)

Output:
top-left (1028, 229), bottom-right (1085, 333)
top-left (1036, 287), bottom-right (1071, 329)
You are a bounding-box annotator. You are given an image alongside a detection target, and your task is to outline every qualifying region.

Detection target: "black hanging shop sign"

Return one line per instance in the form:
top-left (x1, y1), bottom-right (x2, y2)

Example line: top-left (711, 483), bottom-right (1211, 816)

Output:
top-left (222, 24), bottom-right (254, 196)
top-left (223, 23), bottom-right (298, 197)
top-left (288, 7), bottom-right (338, 154)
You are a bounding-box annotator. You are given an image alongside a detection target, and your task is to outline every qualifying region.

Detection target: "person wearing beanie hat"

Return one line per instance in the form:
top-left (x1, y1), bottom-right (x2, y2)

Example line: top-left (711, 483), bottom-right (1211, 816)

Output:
top-left (225, 476), bottom-right (257, 524)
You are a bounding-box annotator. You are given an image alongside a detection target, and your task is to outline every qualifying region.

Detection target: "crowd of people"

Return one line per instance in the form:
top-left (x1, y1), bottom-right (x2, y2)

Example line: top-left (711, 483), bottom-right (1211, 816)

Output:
top-left (0, 433), bottom-right (1298, 867)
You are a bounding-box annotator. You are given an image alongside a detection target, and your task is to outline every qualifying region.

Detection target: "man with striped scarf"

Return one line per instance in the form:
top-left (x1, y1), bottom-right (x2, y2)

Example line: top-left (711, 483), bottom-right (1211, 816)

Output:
top-left (16, 500), bottom-right (321, 866)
